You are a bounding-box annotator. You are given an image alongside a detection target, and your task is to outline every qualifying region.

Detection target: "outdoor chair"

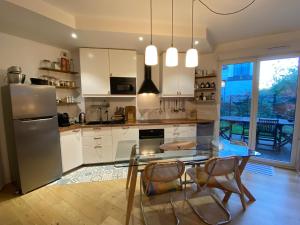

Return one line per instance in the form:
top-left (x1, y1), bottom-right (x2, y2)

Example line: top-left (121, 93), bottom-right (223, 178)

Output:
top-left (256, 118), bottom-right (279, 150)
top-left (140, 160), bottom-right (185, 225)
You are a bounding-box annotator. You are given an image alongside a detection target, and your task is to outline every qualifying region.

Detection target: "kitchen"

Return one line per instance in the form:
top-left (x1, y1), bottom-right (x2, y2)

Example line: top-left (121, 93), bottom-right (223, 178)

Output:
top-left (1, 1), bottom-right (300, 225)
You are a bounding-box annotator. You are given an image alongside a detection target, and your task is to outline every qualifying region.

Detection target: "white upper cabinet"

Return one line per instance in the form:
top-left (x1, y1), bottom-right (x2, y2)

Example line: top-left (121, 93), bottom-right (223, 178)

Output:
top-left (161, 53), bottom-right (195, 97)
top-left (109, 49), bottom-right (137, 77)
top-left (80, 48), bottom-right (110, 96)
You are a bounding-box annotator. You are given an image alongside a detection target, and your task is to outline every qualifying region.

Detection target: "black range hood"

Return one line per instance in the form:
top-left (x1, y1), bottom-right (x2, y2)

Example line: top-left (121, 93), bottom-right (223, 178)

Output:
top-left (138, 65), bottom-right (160, 94)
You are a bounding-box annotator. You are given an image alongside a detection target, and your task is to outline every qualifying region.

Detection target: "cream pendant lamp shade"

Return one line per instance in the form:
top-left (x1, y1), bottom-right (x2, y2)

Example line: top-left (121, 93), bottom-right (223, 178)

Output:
top-left (166, 47), bottom-right (178, 67)
top-left (185, 0), bottom-right (198, 68)
top-left (145, 0), bottom-right (158, 66)
top-left (145, 45), bottom-right (158, 65)
top-left (166, 0), bottom-right (178, 67)
top-left (185, 48), bottom-right (198, 67)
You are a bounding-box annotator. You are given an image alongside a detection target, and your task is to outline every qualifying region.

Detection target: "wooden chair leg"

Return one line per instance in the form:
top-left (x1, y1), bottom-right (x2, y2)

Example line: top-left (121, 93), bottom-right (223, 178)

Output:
top-left (235, 169), bottom-right (247, 211)
top-left (222, 191), bottom-right (232, 203)
top-left (126, 165), bottom-right (133, 189)
top-left (239, 193), bottom-right (247, 211)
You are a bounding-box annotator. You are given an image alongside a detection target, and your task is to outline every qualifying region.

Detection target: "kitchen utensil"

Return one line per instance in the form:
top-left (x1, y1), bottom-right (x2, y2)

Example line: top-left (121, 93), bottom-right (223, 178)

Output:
top-left (30, 78), bottom-right (48, 85)
top-left (78, 112), bottom-right (86, 124)
top-left (40, 60), bottom-right (51, 69)
top-left (125, 106), bottom-right (136, 123)
top-left (58, 113), bottom-right (70, 127)
top-left (7, 74), bottom-right (26, 84)
top-left (7, 66), bottom-right (26, 84)
top-left (159, 99), bottom-right (162, 113)
top-left (7, 66), bottom-right (21, 74)
top-left (51, 62), bottom-right (60, 70)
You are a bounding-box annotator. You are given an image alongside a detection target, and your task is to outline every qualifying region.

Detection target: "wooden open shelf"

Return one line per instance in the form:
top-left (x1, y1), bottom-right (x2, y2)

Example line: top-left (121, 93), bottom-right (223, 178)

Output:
top-left (195, 75), bottom-right (217, 79)
top-left (55, 86), bottom-right (80, 90)
top-left (194, 100), bottom-right (216, 104)
top-left (39, 67), bottom-right (79, 75)
top-left (57, 102), bottom-right (80, 106)
top-left (195, 88), bottom-right (216, 92)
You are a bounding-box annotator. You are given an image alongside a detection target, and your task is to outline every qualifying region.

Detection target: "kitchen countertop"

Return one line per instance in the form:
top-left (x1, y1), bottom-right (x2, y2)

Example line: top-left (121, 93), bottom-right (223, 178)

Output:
top-left (59, 119), bottom-right (214, 132)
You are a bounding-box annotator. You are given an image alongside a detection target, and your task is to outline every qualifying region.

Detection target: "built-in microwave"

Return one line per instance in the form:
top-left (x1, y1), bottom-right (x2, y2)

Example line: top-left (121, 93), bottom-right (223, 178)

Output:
top-left (110, 77), bottom-right (136, 95)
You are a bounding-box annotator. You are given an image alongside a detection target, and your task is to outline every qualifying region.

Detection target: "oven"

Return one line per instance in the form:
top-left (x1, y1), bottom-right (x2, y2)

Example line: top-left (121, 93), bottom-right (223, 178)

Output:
top-left (139, 129), bottom-right (164, 155)
top-left (110, 77), bottom-right (136, 95)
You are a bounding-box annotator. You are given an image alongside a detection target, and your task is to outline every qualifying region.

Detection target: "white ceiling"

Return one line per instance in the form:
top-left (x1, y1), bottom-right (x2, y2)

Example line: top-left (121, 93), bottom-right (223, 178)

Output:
top-left (41, 0), bottom-right (300, 44)
top-left (1, 0), bottom-right (300, 52)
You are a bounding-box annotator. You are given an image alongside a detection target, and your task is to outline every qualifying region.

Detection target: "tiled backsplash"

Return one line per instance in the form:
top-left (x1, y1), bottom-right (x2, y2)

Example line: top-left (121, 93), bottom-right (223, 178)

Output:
top-left (83, 95), bottom-right (200, 122)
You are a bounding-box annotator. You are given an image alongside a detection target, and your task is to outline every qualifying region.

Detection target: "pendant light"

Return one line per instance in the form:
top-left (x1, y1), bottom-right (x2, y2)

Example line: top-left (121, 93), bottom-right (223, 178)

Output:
top-left (166, 0), bottom-right (178, 67)
top-left (145, 0), bottom-right (158, 66)
top-left (185, 0), bottom-right (198, 68)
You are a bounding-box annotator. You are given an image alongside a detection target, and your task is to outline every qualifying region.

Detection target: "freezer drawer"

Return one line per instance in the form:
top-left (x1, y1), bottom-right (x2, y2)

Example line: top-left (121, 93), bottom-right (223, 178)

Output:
top-left (13, 116), bottom-right (62, 193)
top-left (9, 84), bottom-right (57, 119)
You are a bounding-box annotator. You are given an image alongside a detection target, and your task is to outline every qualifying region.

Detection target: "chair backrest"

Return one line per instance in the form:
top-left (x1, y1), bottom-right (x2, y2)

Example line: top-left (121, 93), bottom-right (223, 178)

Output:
top-left (257, 119), bottom-right (279, 133)
top-left (143, 161), bottom-right (185, 183)
top-left (205, 157), bottom-right (239, 176)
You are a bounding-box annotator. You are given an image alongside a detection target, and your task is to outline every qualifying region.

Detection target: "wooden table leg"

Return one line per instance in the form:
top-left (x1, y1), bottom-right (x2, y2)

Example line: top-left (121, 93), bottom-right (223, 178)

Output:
top-left (125, 165), bottom-right (138, 225)
top-left (239, 156), bottom-right (256, 202)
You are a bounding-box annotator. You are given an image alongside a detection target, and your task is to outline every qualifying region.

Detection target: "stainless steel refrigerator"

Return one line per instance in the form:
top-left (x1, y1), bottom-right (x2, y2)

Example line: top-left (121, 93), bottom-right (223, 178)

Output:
top-left (2, 84), bottom-right (62, 194)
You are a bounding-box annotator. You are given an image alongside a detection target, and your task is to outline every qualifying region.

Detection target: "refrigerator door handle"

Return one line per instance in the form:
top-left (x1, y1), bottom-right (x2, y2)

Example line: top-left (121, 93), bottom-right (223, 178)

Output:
top-left (18, 116), bottom-right (57, 122)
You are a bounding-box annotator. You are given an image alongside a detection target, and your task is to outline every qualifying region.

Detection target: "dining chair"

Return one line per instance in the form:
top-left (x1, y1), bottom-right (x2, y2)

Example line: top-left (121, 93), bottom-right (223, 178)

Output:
top-left (185, 156), bottom-right (246, 224)
top-left (140, 160), bottom-right (185, 225)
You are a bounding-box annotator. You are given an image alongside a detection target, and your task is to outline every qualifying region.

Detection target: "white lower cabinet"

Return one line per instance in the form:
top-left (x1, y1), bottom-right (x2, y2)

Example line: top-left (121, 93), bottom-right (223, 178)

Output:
top-left (112, 126), bottom-right (139, 160)
top-left (82, 127), bottom-right (113, 164)
top-left (164, 124), bottom-right (197, 139)
top-left (60, 123), bottom-right (197, 168)
top-left (60, 129), bottom-right (83, 173)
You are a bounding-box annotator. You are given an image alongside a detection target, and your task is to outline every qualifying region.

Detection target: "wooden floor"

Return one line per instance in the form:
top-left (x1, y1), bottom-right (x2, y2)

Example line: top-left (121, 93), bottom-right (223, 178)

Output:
top-left (1, 168), bottom-right (300, 225)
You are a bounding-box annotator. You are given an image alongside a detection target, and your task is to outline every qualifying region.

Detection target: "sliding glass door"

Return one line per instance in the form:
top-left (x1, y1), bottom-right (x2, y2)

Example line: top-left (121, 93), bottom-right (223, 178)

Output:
top-left (255, 57), bottom-right (299, 163)
top-left (220, 62), bottom-right (255, 145)
top-left (220, 57), bottom-right (300, 166)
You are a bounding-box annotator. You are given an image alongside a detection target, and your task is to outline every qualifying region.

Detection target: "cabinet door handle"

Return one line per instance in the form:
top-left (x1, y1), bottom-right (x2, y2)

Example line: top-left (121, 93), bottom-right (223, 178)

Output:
top-left (93, 127), bottom-right (102, 130)
top-left (94, 137), bottom-right (102, 140)
top-left (94, 145), bottom-right (102, 149)
top-left (122, 126), bottom-right (130, 129)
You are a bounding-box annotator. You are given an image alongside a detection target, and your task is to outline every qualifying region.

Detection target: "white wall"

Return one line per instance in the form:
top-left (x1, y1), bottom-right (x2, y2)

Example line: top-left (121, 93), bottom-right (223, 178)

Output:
top-left (0, 32), bottom-right (69, 184)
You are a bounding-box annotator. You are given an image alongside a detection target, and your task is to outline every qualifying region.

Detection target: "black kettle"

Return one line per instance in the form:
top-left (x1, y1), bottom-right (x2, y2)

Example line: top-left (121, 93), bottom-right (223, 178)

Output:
top-left (78, 112), bottom-right (86, 124)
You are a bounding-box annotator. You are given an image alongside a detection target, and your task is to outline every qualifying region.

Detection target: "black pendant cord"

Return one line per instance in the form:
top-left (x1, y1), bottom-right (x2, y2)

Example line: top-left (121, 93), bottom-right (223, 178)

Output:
top-left (191, 0), bottom-right (194, 48)
top-left (150, 0), bottom-right (153, 44)
top-left (197, 0), bottom-right (256, 15)
top-left (171, 0), bottom-right (174, 47)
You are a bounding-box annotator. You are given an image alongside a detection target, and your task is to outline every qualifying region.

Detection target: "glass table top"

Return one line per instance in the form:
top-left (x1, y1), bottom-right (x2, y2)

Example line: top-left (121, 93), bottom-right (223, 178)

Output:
top-left (114, 136), bottom-right (261, 167)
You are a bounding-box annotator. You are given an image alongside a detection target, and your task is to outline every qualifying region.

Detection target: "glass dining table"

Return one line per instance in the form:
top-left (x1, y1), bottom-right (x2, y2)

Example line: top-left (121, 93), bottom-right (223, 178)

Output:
top-left (114, 136), bottom-right (260, 225)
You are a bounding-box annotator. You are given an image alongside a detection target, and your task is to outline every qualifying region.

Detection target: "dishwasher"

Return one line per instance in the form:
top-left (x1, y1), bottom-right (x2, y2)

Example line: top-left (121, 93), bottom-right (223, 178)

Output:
top-left (139, 129), bottom-right (164, 155)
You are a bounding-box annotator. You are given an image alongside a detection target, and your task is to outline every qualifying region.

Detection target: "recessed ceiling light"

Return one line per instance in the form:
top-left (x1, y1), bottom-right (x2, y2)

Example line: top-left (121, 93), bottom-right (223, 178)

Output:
top-left (194, 40), bottom-right (199, 45)
top-left (71, 32), bottom-right (78, 39)
top-left (138, 36), bottom-right (144, 41)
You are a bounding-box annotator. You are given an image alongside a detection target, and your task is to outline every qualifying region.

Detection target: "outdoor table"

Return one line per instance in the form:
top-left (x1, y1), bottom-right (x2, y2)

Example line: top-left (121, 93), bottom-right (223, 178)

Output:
top-left (220, 116), bottom-right (294, 147)
top-left (114, 136), bottom-right (261, 225)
